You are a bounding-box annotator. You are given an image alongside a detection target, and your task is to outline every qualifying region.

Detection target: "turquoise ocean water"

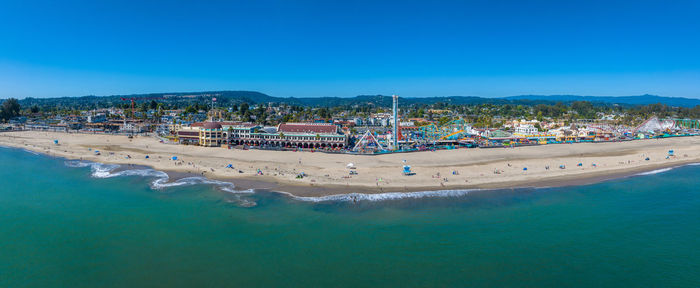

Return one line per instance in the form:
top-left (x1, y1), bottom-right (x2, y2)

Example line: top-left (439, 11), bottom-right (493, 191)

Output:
top-left (1, 146), bottom-right (699, 287)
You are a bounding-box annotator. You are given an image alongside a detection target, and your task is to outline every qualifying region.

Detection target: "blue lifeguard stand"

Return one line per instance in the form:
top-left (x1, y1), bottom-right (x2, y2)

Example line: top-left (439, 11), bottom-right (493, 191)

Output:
top-left (403, 165), bottom-right (413, 175)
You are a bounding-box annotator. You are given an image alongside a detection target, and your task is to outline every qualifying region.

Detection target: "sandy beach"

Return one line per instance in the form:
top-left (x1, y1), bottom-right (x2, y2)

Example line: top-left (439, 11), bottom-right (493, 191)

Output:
top-left (1, 130), bottom-right (699, 196)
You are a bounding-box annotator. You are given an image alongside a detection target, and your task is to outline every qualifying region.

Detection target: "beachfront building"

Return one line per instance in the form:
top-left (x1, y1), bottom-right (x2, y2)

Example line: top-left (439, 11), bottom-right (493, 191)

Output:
top-left (24, 123), bottom-right (68, 132)
top-left (175, 121), bottom-right (224, 146)
top-left (222, 122), bottom-right (261, 144)
top-left (176, 122), bottom-right (347, 149)
top-left (229, 122), bottom-right (348, 149)
top-left (199, 122), bottom-right (224, 147)
top-left (120, 122), bottom-right (147, 134)
top-left (512, 124), bottom-right (556, 143)
top-left (484, 129), bottom-right (514, 145)
top-left (87, 114), bottom-right (107, 123)
top-left (514, 124), bottom-right (538, 135)
top-left (176, 126), bottom-right (200, 145)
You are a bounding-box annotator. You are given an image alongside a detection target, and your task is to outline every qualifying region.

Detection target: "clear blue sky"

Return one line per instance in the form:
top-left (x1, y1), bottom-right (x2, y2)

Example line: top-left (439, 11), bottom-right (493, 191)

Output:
top-left (1, 0), bottom-right (699, 99)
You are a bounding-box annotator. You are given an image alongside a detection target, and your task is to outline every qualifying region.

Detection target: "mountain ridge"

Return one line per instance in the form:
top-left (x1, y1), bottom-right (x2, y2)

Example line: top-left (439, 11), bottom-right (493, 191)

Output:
top-left (12, 91), bottom-right (700, 108)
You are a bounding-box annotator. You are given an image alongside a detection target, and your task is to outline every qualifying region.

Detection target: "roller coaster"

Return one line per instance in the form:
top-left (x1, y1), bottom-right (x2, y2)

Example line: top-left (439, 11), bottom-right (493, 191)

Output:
top-left (416, 119), bottom-right (471, 143)
top-left (673, 119), bottom-right (700, 129)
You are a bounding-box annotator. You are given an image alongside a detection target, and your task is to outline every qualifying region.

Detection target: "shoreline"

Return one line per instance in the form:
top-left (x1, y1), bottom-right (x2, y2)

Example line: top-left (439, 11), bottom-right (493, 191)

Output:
top-left (221, 158), bottom-right (700, 197)
top-left (5, 143), bottom-right (699, 201)
top-left (2, 131), bottom-right (700, 197)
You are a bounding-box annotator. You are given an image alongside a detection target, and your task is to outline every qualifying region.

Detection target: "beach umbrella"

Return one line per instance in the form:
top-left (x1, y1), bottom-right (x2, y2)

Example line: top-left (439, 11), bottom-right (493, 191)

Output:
top-left (145, 155), bottom-right (149, 159)
top-left (346, 163), bottom-right (355, 168)
top-left (53, 140), bottom-right (59, 145)
top-left (172, 156), bottom-right (178, 160)
top-left (523, 167), bottom-right (528, 171)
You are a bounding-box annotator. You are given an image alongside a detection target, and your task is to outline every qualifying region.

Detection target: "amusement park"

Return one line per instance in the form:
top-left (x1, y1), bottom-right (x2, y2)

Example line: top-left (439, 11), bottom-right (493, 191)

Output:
top-left (349, 95), bottom-right (700, 154)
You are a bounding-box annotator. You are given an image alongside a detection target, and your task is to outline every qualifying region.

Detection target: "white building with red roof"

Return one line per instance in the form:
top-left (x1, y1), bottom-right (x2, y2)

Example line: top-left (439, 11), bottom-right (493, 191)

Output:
top-left (177, 122), bottom-right (348, 149)
top-left (231, 122), bottom-right (347, 149)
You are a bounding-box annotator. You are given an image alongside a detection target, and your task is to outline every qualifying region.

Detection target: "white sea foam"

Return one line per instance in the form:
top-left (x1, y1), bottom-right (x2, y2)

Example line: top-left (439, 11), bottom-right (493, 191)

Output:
top-left (63, 160), bottom-right (250, 194)
top-left (633, 162), bottom-right (700, 176)
top-left (289, 188), bottom-right (477, 203)
top-left (58, 157), bottom-right (700, 204)
top-left (64, 160), bottom-right (94, 168)
top-left (22, 149), bottom-right (40, 155)
top-left (636, 167), bottom-right (673, 176)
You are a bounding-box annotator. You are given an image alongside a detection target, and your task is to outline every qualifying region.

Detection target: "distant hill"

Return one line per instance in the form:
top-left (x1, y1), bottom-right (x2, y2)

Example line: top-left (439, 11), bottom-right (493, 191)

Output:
top-left (502, 94), bottom-right (700, 108)
top-left (13, 91), bottom-right (700, 109)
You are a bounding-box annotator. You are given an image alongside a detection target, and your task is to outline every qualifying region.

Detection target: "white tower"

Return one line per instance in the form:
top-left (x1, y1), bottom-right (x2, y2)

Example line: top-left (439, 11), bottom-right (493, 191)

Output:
top-left (392, 94), bottom-right (399, 149)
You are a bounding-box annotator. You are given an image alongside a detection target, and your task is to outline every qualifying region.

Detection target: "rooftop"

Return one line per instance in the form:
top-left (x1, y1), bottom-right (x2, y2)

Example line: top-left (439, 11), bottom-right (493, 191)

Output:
top-left (278, 122), bottom-right (338, 134)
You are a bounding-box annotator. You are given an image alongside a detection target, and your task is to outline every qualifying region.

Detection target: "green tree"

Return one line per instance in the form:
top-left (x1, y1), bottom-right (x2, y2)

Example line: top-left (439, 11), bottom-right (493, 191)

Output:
top-left (239, 103), bottom-right (249, 114)
top-left (1, 98), bottom-right (21, 121)
top-left (149, 100), bottom-right (158, 110)
top-left (242, 110), bottom-right (251, 122)
top-left (317, 108), bottom-right (330, 119)
top-left (184, 105), bottom-right (197, 114)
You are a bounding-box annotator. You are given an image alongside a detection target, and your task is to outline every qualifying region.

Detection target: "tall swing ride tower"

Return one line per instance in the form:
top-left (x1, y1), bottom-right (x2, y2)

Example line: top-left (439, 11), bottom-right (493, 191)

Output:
top-left (392, 94), bottom-right (399, 150)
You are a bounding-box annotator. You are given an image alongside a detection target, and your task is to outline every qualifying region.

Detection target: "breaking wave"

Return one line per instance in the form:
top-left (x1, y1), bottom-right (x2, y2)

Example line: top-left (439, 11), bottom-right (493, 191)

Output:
top-left (289, 189), bottom-right (477, 203)
top-left (634, 162), bottom-right (700, 176)
top-left (64, 160), bottom-right (251, 195)
top-left (58, 157), bottom-right (700, 205)
top-left (62, 159), bottom-right (479, 204)
top-left (22, 149), bottom-right (41, 155)
top-left (636, 167), bottom-right (673, 176)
